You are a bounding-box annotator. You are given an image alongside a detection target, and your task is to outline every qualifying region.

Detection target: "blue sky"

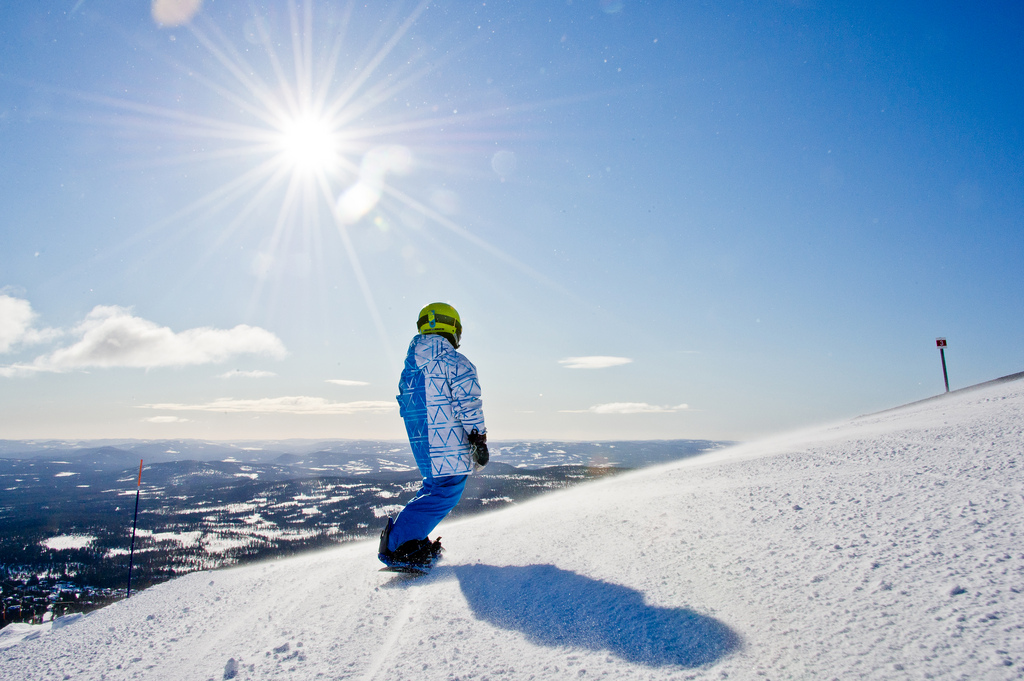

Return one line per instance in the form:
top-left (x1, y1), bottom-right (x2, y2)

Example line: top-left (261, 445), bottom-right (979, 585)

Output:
top-left (1, 0), bottom-right (1021, 441)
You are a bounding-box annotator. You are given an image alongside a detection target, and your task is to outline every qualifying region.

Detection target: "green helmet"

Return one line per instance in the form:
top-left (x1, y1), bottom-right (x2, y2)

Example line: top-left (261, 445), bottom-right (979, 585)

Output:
top-left (417, 302), bottom-right (462, 348)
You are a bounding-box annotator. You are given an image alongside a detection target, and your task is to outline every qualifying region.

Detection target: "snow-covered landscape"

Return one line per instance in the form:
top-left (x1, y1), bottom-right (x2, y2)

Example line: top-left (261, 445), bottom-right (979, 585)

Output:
top-left (2, 376), bottom-right (1022, 680)
top-left (2, 2), bottom-right (1021, 679)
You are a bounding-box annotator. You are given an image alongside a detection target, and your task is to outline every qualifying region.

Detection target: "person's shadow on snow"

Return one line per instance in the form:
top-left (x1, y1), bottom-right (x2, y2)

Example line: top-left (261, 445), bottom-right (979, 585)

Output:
top-left (453, 564), bottom-right (741, 668)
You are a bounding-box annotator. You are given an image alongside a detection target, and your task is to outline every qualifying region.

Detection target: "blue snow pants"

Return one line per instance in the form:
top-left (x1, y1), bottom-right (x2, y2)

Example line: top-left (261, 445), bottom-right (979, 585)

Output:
top-left (387, 474), bottom-right (468, 551)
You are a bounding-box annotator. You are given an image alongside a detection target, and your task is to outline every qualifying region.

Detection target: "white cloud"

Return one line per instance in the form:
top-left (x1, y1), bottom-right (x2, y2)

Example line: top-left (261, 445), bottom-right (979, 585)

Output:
top-left (144, 416), bottom-right (191, 424)
top-left (561, 402), bottom-right (690, 414)
top-left (3, 305), bottom-right (286, 375)
top-left (217, 370), bottom-right (277, 379)
top-left (326, 379), bottom-right (370, 387)
top-left (140, 396), bottom-right (396, 415)
top-left (0, 295), bottom-right (33, 353)
top-left (0, 294), bottom-right (60, 354)
top-left (558, 356), bottom-right (633, 370)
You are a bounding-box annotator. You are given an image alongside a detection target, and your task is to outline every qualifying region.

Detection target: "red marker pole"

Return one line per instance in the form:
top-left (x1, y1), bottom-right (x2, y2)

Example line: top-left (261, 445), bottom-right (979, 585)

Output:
top-left (127, 460), bottom-right (143, 598)
top-left (936, 338), bottom-right (949, 393)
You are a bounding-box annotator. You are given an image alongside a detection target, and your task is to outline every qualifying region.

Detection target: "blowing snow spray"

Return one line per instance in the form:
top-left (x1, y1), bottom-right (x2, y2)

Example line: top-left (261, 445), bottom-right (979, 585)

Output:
top-left (127, 460), bottom-right (143, 598)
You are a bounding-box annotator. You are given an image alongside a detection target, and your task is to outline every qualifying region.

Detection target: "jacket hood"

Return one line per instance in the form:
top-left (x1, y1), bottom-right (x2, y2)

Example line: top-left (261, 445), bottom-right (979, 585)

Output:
top-left (407, 333), bottom-right (455, 369)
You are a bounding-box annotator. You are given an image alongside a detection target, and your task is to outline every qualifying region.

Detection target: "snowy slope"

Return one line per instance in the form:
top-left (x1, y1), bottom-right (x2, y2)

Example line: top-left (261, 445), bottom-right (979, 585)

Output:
top-left (2, 378), bottom-right (1022, 680)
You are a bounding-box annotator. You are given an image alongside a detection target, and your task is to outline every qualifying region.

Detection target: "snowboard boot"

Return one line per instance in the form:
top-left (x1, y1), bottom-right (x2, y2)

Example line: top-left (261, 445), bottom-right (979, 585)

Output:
top-left (386, 536), bottom-right (443, 569)
top-left (377, 517), bottom-right (395, 564)
top-left (378, 517), bottom-right (443, 569)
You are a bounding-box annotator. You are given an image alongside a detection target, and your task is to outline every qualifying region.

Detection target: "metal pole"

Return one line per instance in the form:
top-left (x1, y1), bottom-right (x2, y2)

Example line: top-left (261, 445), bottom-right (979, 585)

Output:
top-left (940, 347), bottom-right (949, 392)
top-left (127, 460), bottom-right (143, 598)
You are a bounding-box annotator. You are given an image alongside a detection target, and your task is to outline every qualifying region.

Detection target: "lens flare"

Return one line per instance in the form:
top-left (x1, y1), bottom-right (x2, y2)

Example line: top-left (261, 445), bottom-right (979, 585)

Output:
top-left (151, 0), bottom-right (203, 27)
top-left (336, 146), bottom-right (412, 224)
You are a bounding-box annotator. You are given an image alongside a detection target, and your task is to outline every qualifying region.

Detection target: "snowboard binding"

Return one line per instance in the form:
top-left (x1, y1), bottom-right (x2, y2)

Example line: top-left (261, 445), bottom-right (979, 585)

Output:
top-left (378, 517), bottom-right (443, 573)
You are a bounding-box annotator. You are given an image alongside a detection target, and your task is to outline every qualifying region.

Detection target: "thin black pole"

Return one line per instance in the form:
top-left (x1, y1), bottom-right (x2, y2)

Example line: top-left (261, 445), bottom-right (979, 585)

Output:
top-left (127, 459), bottom-right (143, 598)
top-left (940, 347), bottom-right (949, 392)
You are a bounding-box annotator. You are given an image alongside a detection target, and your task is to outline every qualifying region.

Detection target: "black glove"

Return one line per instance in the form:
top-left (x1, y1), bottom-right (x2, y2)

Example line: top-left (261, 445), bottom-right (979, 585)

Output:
top-left (468, 429), bottom-right (489, 467)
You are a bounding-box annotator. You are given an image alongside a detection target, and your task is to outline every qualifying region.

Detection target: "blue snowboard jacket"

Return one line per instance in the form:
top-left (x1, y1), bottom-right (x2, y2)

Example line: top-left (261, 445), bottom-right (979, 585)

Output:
top-left (397, 334), bottom-right (486, 478)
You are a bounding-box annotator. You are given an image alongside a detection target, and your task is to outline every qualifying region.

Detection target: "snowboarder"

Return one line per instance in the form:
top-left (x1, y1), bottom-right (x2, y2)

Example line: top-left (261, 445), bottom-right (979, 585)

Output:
top-left (378, 302), bottom-right (489, 571)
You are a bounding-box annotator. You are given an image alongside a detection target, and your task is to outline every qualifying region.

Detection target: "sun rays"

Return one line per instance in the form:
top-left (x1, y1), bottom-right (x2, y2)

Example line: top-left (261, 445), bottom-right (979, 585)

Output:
top-left (68, 0), bottom-right (567, 362)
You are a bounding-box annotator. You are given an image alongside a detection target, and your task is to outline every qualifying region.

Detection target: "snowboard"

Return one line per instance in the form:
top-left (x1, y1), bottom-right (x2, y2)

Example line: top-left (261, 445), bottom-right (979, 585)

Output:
top-left (379, 564), bottom-right (431, 575)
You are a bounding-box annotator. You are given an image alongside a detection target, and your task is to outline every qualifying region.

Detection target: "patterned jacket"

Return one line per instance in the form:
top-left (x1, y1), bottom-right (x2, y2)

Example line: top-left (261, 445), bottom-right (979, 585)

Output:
top-left (397, 334), bottom-right (486, 478)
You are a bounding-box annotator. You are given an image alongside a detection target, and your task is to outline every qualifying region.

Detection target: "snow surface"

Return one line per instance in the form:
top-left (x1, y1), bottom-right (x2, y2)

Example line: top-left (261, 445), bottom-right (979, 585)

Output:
top-left (2, 379), bottom-right (1023, 680)
top-left (39, 535), bottom-right (96, 551)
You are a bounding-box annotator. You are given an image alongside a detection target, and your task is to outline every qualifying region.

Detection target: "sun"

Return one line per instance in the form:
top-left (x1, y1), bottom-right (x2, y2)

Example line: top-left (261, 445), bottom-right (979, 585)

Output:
top-left (277, 112), bottom-right (338, 175)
